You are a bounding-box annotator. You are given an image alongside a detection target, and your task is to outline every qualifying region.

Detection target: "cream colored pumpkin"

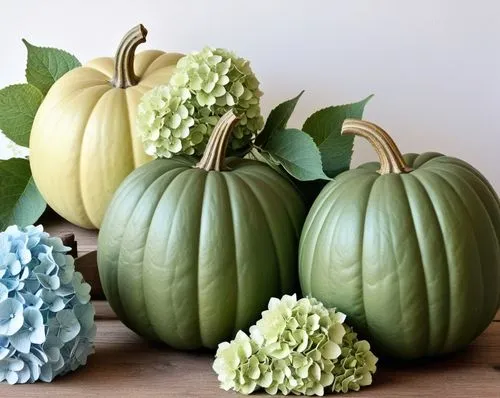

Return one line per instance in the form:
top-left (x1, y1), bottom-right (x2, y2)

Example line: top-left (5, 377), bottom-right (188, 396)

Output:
top-left (30, 25), bottom-right (183, 229)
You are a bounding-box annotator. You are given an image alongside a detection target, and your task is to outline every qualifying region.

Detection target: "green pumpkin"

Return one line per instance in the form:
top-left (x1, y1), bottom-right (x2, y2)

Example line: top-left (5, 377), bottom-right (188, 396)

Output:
top-left (98, 111), bottom-right (306, 349)
top-left (299, 119), bottom-right (500, 359)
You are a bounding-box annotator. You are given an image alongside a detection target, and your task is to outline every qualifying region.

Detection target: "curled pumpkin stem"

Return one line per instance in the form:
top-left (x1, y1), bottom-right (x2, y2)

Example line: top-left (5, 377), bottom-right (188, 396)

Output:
top-left (341, 119), bottom-right (412, 175)
top-left (111, 24), bottom-right (148, 88)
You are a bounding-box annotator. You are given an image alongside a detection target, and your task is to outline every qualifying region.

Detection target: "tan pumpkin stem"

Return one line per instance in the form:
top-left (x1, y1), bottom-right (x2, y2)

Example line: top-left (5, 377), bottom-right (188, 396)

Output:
top-left (341, 119), bottom-right (413, 175)
top-left (111, 24), bottom-right (148, 89)
top-left (196, 111), bottom-right (240, 171)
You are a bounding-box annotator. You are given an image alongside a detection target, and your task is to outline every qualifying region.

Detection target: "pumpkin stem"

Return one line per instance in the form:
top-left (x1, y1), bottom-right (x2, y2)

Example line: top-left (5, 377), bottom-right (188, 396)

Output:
top-left (111, 24), bottom-right (148, 89)
top-left (195, 111), bottom-right (240, 171)
top-left (341, 119), bottom-right (413, 175)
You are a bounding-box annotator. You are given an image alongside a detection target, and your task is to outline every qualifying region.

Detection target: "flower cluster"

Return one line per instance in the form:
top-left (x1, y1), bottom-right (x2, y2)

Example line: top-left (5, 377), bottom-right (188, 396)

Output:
top-left (332, 326), bottom-right (378, 393)
top-left (137, 47), bottom-right (264, 158)
top-left (0, 225), bottom-right (95, 384)
top-left (213, 295), bottom-right (377, 396)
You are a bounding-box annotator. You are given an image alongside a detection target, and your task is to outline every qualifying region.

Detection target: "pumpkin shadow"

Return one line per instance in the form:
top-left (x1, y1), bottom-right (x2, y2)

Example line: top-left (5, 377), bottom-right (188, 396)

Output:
top-left (369, 339), bottom-right (496, 390)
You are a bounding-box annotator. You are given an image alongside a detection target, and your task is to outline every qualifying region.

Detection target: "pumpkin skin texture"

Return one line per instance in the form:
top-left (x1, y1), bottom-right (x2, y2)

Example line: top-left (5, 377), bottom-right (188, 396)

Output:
top-left (29, 25), bottom-right (183, 229)
top-left (299, 120), bottom-right (500, 360)
top-left (97, 112), bottom-right (306, 349)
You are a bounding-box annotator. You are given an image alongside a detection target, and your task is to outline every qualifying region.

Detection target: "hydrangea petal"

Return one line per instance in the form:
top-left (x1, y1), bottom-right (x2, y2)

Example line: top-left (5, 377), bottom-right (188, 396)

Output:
top-left (73, 303), bottom-right (95, 332)
top-left (0, 347), bottom-right (11, 360)
top-left (230, 81), bottom-right (245, 98)
top-left (0, 284), bottom-right (8, 302)
top-left (39, 363), bottom-right (53, 382)
top-left (36, 274), bottom-right (60, 290)
top-left (44, 237), bottom-right (69, 254)
top-left (6, 370), bottom-right (18, 384)
top-left (31, 346), bottom-right (49, 363)
top-left (9, 330), bottom-right (31, 354)
top-left (72, 272), bottom-right (91, 304)
top-left (0, 278), bottom-right (20, 292)
top-left (51, 309), bottom-right (81, 343)
top-left (0, 299), bottom-right (24, 336)
top-left (320, 341), bottom-right (341, 360)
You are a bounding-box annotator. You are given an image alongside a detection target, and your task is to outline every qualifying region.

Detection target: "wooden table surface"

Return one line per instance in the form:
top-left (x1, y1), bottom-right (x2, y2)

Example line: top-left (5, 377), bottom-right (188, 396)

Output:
top-left (0, 216), bottom-right (498, 397)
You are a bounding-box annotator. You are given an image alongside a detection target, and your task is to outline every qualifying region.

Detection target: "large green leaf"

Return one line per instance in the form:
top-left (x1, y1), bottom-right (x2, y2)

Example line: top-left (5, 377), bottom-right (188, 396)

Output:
top-left (302, 95), bottom-right (373, 178)
top-left (264, 128), bottom-right (330, 181)
top-left (255, 91), bottom-right (304, 147)
top-left (0, 158), bottom-right (46, 229)
top-left (23, 39), bottom-right (81, 95)
top-left (0, 84), bottom-right (43, 147)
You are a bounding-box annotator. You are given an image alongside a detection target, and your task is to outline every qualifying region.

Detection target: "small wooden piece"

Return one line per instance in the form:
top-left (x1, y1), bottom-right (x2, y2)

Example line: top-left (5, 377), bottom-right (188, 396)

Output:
top-left (94, 300), bottom-right (116, 320)
top-left (60, 232), bottom-right (77, 258)
top-left (75, 251), bottom-right (104, 300)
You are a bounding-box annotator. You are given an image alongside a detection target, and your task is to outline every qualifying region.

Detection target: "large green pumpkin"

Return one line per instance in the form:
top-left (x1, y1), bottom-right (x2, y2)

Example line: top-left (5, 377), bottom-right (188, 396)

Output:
top-left (98, 111), bottom-right (306, 349)
top-left (299, 119), bottom-right (500, 359)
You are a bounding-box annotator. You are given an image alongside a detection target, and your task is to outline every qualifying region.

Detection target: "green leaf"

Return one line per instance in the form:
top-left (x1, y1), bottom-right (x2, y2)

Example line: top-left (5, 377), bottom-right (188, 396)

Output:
top-left (249, 148), bottom-right (290, 179)
top-left (255, 91), bottom-right (304, 147)
top-left (0, 84), bottom-right (43, 147)
top-left (0, 158), bottom-right (46, 230)
top-left (302, 95), bottom-right (373, 178)
top-left (264, 129), bottom-right (330, 181)
top-left (23, 39), bottom-right (81, 95)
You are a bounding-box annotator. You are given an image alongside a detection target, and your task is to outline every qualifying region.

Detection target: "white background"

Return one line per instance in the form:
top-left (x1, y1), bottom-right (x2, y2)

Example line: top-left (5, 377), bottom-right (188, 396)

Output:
top-left (1, 1), bottom-right (499, 188)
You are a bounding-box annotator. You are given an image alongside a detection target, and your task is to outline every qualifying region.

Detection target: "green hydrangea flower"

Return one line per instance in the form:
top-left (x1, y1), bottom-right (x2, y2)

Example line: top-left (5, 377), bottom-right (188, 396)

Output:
top-left (136, 85), bottom-right (196, 158)
top-left (212, 331), bottom-right (269, 395)
top-left (332, 326), bottom-right (378, 393)
top-left (213, 295), bottom-right (378, 396)
top-left (137, 47), bottom-right (264, 158)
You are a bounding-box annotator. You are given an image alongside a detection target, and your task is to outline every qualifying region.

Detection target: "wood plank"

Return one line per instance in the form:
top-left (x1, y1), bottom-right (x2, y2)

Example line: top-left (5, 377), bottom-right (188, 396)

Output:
top-left (94, 300), bottom-right (116, 320)
top-left (0, 321), bottom-right (498, 397)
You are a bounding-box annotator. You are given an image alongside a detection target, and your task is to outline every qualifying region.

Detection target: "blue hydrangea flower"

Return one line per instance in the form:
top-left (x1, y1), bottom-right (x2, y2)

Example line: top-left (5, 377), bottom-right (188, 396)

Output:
top-left (0, 225), bottom-right (95, 384)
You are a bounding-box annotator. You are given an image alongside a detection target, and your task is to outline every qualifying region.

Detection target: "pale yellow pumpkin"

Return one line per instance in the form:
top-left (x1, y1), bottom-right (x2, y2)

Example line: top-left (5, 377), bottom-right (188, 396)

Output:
top-left (30, 25), bottom-right (183, 229)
